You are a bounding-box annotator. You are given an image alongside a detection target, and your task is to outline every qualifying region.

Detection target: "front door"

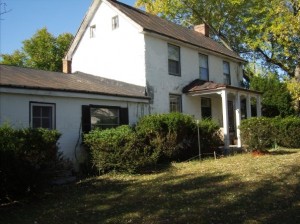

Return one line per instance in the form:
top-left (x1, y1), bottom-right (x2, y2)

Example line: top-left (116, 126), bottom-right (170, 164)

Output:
top-left (228, 100), bottom-right (235, 132)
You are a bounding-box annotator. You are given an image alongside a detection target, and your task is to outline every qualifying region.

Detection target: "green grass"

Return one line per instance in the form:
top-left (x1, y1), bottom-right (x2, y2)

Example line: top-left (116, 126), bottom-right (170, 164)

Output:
top-left (1, 148), bottom-right (300, 224)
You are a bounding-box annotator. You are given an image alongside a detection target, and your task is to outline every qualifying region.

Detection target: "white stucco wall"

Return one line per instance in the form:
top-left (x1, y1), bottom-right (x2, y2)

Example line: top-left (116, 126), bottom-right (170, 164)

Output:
top-left (0, 89), bottom-right (149, 167)
top-left (144, 34), bottom-right (243, 118)
top-left (71, 1), bottom-right (146, 86)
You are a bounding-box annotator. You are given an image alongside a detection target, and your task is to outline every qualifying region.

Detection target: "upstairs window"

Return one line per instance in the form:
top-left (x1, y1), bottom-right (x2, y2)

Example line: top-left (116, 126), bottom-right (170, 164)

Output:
top-left (30, 102), bottom-right (55, 129)
top-left (199, 54), bottom-right (209, 81)
top-left (168, 44), bottom-right (181, 76)
top-left (223, 61), bottom-right (231, 85)
top-left (112, 15), bottom-right (119, 30)
top-left (90, 25), bottom-right (96, 38)
top-left (169, 94), bottom-right (182, 112)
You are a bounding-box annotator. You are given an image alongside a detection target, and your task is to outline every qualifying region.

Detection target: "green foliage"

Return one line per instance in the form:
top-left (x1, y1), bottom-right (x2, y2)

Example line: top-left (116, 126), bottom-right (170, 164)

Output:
top-left (0, 124), bottom-right (61, 201)
top-left (84, 113), bottom-right (222, 174)
top-left (0, 27), bottom-right (73, 72)
top-left (84, 125), bottom-right (157, 174)
top-left (250, 73), bottom-right (294, 117)
top-left (240, 116), bottom-right (300, 150)
top-left (240, 117), bottom-right (276, 150)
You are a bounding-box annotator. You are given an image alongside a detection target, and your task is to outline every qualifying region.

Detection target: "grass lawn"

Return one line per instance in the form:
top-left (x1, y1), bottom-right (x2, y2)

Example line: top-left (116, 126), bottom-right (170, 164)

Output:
top-left (1, 148), bottom-right (299, 224)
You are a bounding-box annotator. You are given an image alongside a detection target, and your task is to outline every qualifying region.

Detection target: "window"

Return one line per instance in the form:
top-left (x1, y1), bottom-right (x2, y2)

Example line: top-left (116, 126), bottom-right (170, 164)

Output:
top-left (168, 44), bottom-right (181, 76)
top-left (30, 102), bottom-right (55, 129)
top-left (112, 15), bottom-right (119, 30)
top-left (169, 94), bottom-right (182, 112)
top-left (201, 98), bottom-right (211, 119)
top-left (223, 61), bottom-right (231, 85)
top-left (90, 25), bottom-right (96, 38)
top-left (199, 54), bottom-right (209, 81)
top-left (91, 107), bottom-right (119, 129)
top-left (81, 105), bottom-right (128, 133)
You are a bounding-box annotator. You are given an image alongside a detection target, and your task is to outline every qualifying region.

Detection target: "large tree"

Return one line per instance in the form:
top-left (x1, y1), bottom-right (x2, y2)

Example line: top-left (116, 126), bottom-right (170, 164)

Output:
top-left (136, 0), bottom-right (300, 78)
top-left (1, 28), bottom-right (73, 72)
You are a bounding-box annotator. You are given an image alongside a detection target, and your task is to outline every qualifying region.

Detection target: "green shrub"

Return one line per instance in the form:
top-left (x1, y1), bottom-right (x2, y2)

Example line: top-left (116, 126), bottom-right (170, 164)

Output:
top-left (136, 113), bottom-right (197, 161)
top-left (84, 113), bottom-right (222, 174)
top-left (84, 125), bottom-right (157, 174)
top-left (277, 117), bottom-right (300, 148)
top-left (240, 116), bottom-right (300, 150)
top-left (0, 124), bottom-right (61, 201)
top-left (240, 117), bottom-right (276, 150)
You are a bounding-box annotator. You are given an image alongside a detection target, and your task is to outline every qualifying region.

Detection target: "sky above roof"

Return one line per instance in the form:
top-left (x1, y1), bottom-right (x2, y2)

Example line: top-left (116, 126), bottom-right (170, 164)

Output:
top-left (0, 0), bottom-right (135, 55)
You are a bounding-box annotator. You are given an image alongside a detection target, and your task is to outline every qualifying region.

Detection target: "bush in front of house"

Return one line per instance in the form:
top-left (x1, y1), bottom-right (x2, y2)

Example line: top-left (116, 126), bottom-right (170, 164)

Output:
top-left (84, 125), bottom-right (158, 174)
top-left (276, 116), bottom-right (300, 148)
top-left (84, 113), bottom-right (222, 174)
top-left (0, 124), bottom-right (61, 202)
top-left (240, 116), bottom-right (300, 150)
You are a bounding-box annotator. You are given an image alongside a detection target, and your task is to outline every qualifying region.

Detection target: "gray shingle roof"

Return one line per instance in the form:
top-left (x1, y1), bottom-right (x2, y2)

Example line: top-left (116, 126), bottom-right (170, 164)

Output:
top-left (0, 64), bottom-right (149, 99)
top-left (108, 0), bottom-right (243, 61)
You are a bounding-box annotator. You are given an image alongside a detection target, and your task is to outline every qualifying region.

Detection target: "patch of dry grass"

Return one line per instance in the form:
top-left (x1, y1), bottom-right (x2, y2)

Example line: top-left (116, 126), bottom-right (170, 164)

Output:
top-left (1, 148), bottom-right (299, 224)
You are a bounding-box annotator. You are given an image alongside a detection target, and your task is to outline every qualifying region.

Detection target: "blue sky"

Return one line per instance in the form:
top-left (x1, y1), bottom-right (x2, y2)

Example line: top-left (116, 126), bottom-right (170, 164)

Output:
top-left (0, 0), bottom-right (136, 55)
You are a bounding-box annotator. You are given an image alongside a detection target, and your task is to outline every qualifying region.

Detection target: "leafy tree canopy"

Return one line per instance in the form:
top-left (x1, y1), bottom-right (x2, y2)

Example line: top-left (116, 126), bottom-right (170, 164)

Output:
top-left (136, 0), bottom-right (300, 78)
top-left (250, 73), bottom-right (295, 117)
top-left (1, 28), bottom-right (73, 72)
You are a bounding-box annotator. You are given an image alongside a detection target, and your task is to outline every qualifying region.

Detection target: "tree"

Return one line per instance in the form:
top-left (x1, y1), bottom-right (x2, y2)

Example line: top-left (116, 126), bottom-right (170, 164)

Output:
top-left (1, 28), bottom-right (73, 72)
top-left (135, 0), bottom-right (300, 78)
top-left (250, 73), bottom-right (294, 117)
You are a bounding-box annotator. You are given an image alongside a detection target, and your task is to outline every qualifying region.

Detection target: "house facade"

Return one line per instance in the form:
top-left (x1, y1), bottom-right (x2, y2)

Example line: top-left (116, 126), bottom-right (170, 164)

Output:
top-left (64, 0), bottom-right (262, 148)
top-left (0, 65), bottom-right (149, 165)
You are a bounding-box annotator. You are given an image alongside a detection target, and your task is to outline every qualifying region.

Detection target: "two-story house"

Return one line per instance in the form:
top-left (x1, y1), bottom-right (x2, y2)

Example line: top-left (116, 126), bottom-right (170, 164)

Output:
top-left (64, 0), bottom-right (262, 148)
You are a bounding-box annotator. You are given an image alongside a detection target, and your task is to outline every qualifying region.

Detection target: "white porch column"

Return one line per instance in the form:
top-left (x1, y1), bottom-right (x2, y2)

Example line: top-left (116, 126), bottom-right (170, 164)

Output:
top-left (257, 95), bottom-right (262, 117)
top-left (246, 94), bottom-right (252, 118)
top-left (221, 90), bottom-right (230, 148)
top-left (235, 92), bottom-right (242, 147)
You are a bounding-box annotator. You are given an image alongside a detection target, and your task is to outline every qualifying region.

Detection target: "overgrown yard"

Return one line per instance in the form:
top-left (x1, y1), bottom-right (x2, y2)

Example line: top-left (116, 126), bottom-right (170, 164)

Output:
top-left (1, 148), bottom-right (299, 224)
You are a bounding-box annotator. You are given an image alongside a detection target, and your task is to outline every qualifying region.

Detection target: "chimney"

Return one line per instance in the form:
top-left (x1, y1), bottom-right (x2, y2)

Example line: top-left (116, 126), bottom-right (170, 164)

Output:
top-left (62, 59), bottom-right (72, 74)
top-left (194, 24), bottom-right (209, 37)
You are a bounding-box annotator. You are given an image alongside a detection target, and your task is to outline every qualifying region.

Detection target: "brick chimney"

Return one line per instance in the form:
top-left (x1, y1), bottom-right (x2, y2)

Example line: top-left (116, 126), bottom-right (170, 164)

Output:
top-left (62, 59), bottom-right (72, 74)
top-left (194, 24), bottom-right (209, 37)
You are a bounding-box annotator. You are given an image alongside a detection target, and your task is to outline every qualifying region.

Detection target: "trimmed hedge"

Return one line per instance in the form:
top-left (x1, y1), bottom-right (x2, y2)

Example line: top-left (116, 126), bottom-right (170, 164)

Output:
top-left (84, 113), bottom-right (222, 174)
top-left (240, 116), bottom-right (300, 150)
top-left (0, 124), bottom-right (61, 201)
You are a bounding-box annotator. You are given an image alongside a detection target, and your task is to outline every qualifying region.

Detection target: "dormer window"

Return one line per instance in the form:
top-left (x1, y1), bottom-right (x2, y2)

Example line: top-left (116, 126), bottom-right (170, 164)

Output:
top-left (90, 25), bottom-right (96, 38)
top-left (112, 15), bottom-right (119, 30)
top-left (199, 54), bottom-right (209, 81)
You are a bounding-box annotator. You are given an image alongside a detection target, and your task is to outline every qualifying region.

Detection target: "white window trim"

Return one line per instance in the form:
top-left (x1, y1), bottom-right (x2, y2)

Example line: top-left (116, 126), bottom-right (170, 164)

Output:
top-left (30, 102), bottom-right (55, 129)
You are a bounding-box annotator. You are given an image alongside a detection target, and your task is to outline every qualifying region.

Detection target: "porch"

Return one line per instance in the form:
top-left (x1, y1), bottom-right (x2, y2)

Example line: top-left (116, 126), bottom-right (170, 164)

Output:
top-left (183, 80), bottom-right (262, 149)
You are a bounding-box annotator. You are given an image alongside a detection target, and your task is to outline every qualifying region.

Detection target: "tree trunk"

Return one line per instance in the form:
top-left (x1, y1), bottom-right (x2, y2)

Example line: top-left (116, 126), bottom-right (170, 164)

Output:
top-left (295, 65), bottom-right (300, 82)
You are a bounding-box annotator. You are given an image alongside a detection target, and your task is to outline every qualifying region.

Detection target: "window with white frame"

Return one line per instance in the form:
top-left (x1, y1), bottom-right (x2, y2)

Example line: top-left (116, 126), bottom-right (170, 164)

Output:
top-left (168, 44), bottom-right (181, 76)
top-left (112, 15), bottom-right (119, 30)
top-left (90, 25), bottom-right (96, 38)
top-left (201, 98), bottom-right (212, 119)
top-left (30, 102), bottom-right (55, 129)
top-left (169, 94), bottom-right (182, 112)
top-left (199, 54), bottom-right (209, 81)
top-left (223, 61), bottom-right (231, 85)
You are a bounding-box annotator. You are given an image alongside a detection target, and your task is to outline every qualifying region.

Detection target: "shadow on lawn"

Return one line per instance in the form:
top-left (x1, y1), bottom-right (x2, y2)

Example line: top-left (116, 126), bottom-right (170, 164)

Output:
top-left (0, 164), bottom-right (299, 224)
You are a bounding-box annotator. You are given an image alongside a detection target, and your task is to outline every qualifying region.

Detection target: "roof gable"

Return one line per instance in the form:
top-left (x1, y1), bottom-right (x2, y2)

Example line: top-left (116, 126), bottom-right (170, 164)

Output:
top-left (66, 0), bottom-right (244, 62)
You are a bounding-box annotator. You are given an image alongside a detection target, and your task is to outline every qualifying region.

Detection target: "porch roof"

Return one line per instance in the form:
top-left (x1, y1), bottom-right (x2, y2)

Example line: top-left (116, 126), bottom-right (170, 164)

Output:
top-left (182, 79), bottom-right (261, 95)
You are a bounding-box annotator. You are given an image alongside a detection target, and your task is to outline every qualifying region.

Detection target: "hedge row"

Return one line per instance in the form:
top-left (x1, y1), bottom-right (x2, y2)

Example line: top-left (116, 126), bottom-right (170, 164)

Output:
top-left (240, 116), bottom-right (300, 150)
top-left (0, 124), bottom-right (61, 202)
top-left (84, 113), bottom-right (222, 174)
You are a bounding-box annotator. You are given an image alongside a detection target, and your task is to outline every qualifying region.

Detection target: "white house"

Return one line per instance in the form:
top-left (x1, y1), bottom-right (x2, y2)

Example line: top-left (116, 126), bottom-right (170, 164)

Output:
top-left (64, 0), bottom-right (262, 148)
top-left (0, 0), bottom-right (262, 166)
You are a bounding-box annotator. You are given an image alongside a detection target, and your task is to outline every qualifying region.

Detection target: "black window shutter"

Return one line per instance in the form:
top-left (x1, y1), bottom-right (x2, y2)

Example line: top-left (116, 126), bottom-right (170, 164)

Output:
top-left (119, 107), bottom-right (129, 125)
top-left (82, 105), bottom-right (91, 133)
